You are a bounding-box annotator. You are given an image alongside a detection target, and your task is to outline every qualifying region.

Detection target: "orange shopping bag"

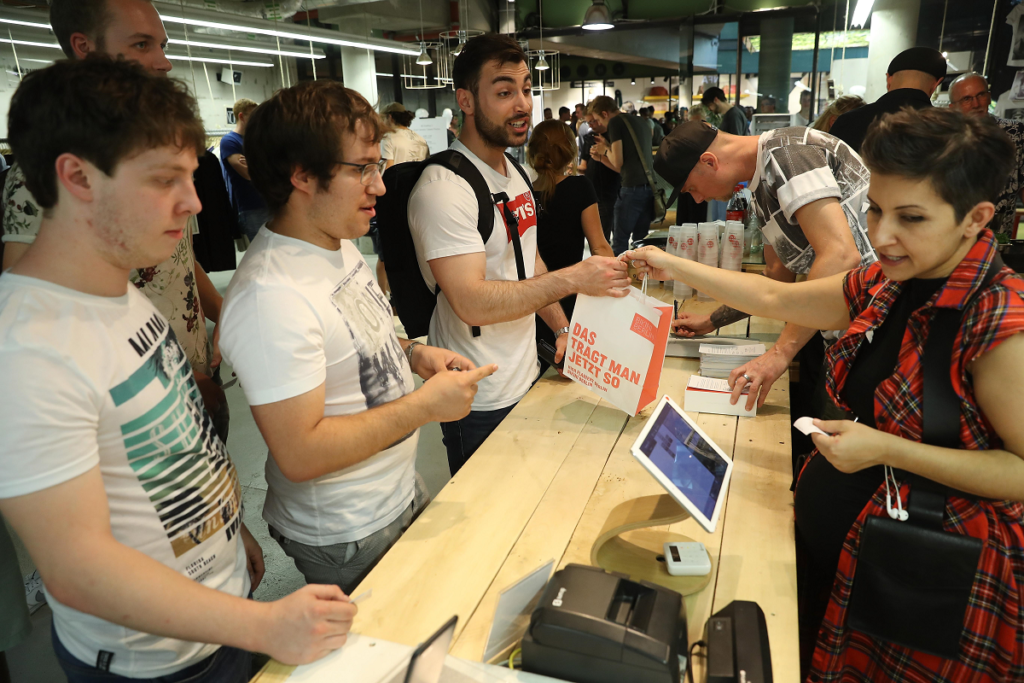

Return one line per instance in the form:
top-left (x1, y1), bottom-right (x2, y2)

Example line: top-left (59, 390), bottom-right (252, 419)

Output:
top-left (564, 278), bottom-right (672, 416)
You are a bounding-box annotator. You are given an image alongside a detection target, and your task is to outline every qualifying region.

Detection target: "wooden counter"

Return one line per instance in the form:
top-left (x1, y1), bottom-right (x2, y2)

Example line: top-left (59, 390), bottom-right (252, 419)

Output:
top-left (253, 288), bottom-right (797, 683)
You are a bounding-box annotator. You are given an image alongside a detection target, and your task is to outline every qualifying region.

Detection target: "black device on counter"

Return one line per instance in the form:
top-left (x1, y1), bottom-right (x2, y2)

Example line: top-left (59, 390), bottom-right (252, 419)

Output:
top-left (704, 601), bottom-right (772, 683)
top-left (537, 338), bottom-right (564, 371)
top-left (521, 564), bottom-right (687, 683)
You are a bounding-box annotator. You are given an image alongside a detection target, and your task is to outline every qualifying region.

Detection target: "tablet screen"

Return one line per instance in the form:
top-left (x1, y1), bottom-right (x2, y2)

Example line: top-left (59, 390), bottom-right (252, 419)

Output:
top-left (638, 405), bottom-right (729, 519)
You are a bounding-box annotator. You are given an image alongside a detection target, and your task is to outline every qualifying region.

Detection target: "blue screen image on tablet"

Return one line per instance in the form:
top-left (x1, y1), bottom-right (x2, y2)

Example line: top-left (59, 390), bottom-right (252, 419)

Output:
top-left (638, 407), bottom-right (728, 519)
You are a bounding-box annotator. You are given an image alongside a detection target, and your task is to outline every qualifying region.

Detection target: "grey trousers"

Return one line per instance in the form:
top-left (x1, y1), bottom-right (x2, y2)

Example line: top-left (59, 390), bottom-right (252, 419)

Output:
top-left (269, 474), bottom-right (429, 594)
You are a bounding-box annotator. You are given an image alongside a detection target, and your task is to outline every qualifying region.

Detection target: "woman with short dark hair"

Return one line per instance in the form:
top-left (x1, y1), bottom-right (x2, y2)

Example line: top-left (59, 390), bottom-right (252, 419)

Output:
top-left (627, 107), bottom-right (1024, 682)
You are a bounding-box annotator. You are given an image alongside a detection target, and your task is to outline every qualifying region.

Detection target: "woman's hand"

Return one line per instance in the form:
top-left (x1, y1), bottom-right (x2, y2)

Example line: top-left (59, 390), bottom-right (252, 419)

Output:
top-left (621, 246), bottom-right (677, 282)
top-left (810, 419), bottom-right (897, 473)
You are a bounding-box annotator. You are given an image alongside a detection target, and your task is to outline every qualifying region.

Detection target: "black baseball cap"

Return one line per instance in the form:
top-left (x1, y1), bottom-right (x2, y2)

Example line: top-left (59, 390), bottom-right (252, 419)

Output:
top-left (887, 47), bottom-right (946, 80)
top-left (654, 120), bottom-right (719, 193)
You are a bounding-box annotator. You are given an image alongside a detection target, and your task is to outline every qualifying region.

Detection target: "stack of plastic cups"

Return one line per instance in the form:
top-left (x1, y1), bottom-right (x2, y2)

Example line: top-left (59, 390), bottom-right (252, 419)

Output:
top-left (721, 220), bottom-right (744, 272)
top-left (696, 222), bottom-right (719, 301)
top-left (666, 224), bottom-right (683, 289)
top-left (674, 223), bottom-right (697, 301)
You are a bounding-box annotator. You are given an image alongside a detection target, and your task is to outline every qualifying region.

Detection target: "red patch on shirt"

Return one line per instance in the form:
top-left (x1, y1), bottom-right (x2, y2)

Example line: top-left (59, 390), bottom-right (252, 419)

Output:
top-left (499, 192), bottom-right (537, 241)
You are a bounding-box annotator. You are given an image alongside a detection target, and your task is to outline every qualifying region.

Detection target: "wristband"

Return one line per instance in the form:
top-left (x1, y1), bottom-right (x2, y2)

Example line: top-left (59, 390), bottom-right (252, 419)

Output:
top-left (404, 341), bottom-right (422, 367)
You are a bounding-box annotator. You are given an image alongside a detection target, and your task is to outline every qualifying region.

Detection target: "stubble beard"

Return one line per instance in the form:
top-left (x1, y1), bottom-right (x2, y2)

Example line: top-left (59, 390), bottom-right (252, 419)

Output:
top-left (474, 99), bottom-right (528, 149)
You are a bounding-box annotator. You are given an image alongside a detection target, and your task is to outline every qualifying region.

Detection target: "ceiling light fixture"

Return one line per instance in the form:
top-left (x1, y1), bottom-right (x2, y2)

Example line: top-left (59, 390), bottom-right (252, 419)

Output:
top-left (0, 16), bottom-right (50, 30)
top-left (166, 54), bottom-right (273, 68)
top-left (166, 38), bottom-right (325, 60)
top-left (416, 42), bottom-right (433, 66)
top-left (582, 0), bottom-right (614, 31)
top-left (650, 77), bottom-right (655, 84)
top-left (850, 0), bottom-right (875, 29)
top-left (0, 37), bottom-right (61, 50)
top-left (535, 49), bottom-right (550, 71)
top-left (156, 9), bottom-right (419, 56)
top-left (631, 78), bottom-right (636, 85)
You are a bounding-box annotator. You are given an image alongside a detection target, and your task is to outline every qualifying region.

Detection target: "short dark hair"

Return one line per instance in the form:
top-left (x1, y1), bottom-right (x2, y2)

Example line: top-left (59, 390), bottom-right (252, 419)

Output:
top-left (244, 80), bottom-right (385, 214)
top-left (861, 107), bottom-right (1014, 223)
top-left (559, 106), bottom-right (570, 116)
top-left (452, 33), bottom-right (527, 96)
top-left (50, 0), bottom-right (117, 59)
top-left (701, 87), bottom-right (725, 106)
top-left (388, 109), bottom-right (415, 127)
top-left (8, 55), bottom-right (205, 210)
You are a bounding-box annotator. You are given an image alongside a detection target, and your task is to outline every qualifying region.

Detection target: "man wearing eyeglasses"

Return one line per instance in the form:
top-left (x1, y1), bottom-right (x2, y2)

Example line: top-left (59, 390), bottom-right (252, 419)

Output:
top-left (217, 81), bottom-right (493, 592)
top-left (949, 72), bottom-right (1024, 238)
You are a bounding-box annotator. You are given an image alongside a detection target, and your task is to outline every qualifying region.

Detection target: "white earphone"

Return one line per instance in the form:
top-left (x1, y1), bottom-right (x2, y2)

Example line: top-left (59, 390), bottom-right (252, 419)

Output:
top-left (884, 465), bottom-right (909, 521)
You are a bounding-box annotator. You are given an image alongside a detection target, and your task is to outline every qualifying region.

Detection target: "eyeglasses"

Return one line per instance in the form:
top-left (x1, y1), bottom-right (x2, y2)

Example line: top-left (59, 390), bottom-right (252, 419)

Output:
top-left (337, 158), bottom-right (387, 186)
top-left (953, 91), bottom-right (991, 107)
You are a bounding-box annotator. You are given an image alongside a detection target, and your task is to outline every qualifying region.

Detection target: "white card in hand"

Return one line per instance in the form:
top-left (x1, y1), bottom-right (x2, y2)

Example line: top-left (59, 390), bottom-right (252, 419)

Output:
top-left (794, 416), bottom-right (830, 437)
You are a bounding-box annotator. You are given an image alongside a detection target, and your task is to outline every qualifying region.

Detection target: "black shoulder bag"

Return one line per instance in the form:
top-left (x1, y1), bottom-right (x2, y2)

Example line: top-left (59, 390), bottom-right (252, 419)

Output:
top-left (845, 255), bottom-right (1004, 660)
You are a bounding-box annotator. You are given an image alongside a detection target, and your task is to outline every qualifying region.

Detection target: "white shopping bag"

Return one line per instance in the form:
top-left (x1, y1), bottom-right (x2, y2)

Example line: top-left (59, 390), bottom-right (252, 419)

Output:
top-left (565, 279), bottom-right (673, 416)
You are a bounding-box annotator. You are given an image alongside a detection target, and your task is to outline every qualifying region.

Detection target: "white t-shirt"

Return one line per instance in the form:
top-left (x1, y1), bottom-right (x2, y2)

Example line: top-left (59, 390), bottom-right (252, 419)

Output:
top-left (408, 140), bottom-right (539, 411)
top-left (381, 127), bottom-right (430, 165)
top-left (219, 229), bottom-right (417, 546)
top-left (0, 275), bottom-right (248, 678)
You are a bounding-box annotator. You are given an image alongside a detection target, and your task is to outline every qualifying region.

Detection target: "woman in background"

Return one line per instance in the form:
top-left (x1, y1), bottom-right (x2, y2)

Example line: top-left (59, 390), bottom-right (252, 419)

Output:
top-left (812, 95), bottom-right (866, 134)
top-left (527, 120), bottom-right (614, 349)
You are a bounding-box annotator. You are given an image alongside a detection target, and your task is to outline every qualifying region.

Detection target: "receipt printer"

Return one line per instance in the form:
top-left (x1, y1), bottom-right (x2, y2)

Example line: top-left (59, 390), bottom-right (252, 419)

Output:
top-left (521, 564), bottom-right (687, 683)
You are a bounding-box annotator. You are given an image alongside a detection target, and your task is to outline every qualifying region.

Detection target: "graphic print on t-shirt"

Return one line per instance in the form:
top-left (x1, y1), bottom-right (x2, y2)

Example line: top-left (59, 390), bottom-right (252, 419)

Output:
top-left (111, 317), bottom-right (240, 566)
top-left (498, 191), bottom-right (537, 241)
top-left (330, 259), bottom-right (411, 412)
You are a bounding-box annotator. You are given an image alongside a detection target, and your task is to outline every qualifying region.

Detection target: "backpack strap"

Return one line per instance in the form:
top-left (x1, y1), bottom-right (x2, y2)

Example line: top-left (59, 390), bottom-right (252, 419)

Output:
top-left (912, 252), bottom-right (1006, 529)
top-left (427, 149), bottom-right (495, 243)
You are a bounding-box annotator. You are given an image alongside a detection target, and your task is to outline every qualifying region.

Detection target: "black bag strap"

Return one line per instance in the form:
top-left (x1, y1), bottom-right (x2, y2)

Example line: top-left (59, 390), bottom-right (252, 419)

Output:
top-left (912, 252), bottom-right (1005, 529)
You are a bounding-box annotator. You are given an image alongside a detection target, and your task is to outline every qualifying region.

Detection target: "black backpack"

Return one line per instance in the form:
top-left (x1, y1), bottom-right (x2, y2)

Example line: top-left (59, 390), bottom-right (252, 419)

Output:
top-left (377, 148), bottom-right (535, 339)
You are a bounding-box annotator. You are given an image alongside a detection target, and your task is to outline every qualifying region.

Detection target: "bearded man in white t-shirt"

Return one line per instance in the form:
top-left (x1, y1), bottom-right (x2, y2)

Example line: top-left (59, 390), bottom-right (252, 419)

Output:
top-left (0, 58), bottom-right (355, 683)
top-left (408, 34), bottom-right (631, 475)
top-left (219, 81), bottom-right (493, 593)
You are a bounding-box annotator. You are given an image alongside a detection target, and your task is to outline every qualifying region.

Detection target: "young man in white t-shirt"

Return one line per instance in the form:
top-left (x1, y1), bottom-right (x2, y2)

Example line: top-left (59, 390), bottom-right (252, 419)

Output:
top-left (408, 34), bottom-right (631, 475)
top-left (0, 58), bottom-right (355, 683)
top-left (219, 81), bottom-right (492, 592)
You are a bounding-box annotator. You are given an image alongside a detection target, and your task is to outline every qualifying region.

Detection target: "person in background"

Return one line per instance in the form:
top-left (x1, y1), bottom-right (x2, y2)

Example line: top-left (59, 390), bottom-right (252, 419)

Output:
top-left (581, 105), bottom-right (622, 243)
top-left (544, 107), bottom-right (553, 120)
top-left (629, 106), bottom-right (1024, 683)
top-left (447, 111), bottom-right (461, 145)
top-left (407, 35), bottom-right (629, 475)
top-left (828, 46), bottom-right (945, 153)
top-left (702, 87), bottom-right (748, 136)
top-left (587, 95), bottom-right (655, 255)
top-left (655, 120), bottom-right (874, 414)
top-left (528, 119), bottom-right (615, 349)
top-left (571, 102), bottom-right (587, 133)
top-left (0, 56), bottom-right (352, 683)
top-left (811, 95), bottom-right (865, 133)
top-left (743, 105), bottom-right (755, 121)
top-left (377, 102), bottom-right (431, 296)
top-left (558, 106), bottom-right (572, 126)
top-left (221, 98), bottom-right (268, 242)
top-left (1, 0), bottom-right (228, 441)
top-left (220, 81), bottom-right (489, 594)
top-left (640, 106), bottom-right (665, 145)
top-left (759, 97), bottom-right (777, 113)
top-left (793, 90), bottom-right (813, 126)
top-left (949, 72), bottom-right (1024, 240)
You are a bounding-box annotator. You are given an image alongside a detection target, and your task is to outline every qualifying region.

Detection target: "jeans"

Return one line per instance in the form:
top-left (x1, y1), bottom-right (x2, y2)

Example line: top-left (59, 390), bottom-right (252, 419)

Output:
top-left (440, 403), bottom-right (517, 476)
top-left (596, 194), bottom-right (618, 243)
top-left (612, 185), bottom-right (654, 255)
top-left (269, 474), bottom-right (430, 594)
top-left (52, 624), bottom-right (250, 683)
top-left (238, 208), bottom-right (270, 242)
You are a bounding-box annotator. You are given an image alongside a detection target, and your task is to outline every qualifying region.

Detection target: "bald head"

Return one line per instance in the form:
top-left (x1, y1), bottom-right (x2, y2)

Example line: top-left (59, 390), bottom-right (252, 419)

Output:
top-left (949, 73), bottom-right (991, 116)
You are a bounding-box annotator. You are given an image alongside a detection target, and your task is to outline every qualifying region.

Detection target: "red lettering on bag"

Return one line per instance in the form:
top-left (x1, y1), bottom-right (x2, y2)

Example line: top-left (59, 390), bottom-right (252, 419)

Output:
top-left (630, 313), bottom-right (656, 343)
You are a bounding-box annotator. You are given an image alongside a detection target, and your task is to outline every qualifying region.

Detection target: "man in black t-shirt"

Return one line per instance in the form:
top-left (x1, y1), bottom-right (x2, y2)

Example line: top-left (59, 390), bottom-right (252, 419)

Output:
top-left (702, 87), bottom-right (749, 137)
top-left (579, 113), bottom-right (621, 242)
top-left (587, 95), bottom-right (655, 254)
top-left (828, 47), bottom-right (944, 153)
